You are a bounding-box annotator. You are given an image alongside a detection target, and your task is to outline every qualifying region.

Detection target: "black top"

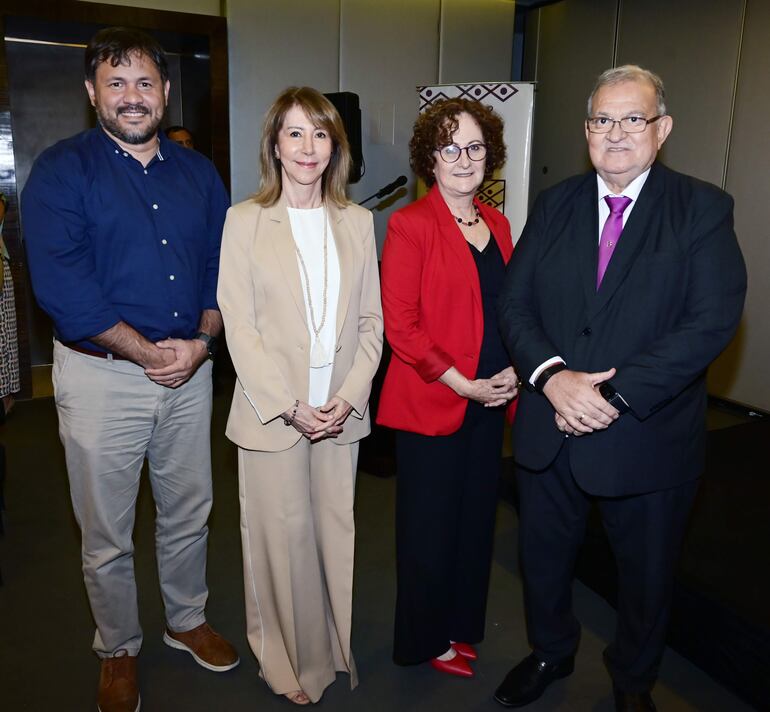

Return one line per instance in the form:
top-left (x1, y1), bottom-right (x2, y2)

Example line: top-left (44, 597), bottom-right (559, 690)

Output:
top-left (467, 235), bottom-right (509, 379)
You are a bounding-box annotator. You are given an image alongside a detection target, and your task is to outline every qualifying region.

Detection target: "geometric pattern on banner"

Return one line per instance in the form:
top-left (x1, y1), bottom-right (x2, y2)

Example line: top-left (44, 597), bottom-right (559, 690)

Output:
top-left (417, 87), bottom-right (454, 111)
top-left (457, 84), bottom-right (519, 104)
top-left (418, 84), bottom-right (519, 111)
top-left (477, 179), bottom-right (505, 212)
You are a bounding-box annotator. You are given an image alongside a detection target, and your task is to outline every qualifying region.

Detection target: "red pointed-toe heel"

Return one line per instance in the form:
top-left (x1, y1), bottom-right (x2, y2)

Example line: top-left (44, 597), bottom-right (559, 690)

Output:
top-left (430, 654), bottom-right (474, 678)
top-left (451, 642), bottom-right (478, 661)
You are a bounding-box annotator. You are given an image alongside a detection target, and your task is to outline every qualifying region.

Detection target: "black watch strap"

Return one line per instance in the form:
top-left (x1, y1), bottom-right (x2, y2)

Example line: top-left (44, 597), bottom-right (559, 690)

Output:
top-left (599, 381), bottom-right (629, 414)
top-left (194, 331), bottom-right (218, 359)
top-left (533, 363), bottom-right (567, 394)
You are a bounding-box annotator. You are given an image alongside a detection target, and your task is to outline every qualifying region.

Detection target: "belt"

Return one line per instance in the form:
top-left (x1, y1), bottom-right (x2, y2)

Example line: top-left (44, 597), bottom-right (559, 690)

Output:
top-left (65, 343), bottom-right (127, 361)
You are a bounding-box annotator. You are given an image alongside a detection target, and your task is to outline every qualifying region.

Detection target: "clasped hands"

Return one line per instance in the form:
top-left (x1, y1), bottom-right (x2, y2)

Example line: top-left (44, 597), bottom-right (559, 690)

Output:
top-left (457, 366), bottom-right (519, 407)
top-left (144, 338), bottom-right (208, 388)
top-left (284, 396), bottom-right (353, 441)
top-left (544, 367), bottom-right (620, 436)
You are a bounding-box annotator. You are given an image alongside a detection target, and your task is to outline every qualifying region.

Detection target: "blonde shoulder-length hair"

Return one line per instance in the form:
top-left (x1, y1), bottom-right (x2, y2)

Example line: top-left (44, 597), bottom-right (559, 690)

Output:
top-left (253, 86), bottom-right (352, 208)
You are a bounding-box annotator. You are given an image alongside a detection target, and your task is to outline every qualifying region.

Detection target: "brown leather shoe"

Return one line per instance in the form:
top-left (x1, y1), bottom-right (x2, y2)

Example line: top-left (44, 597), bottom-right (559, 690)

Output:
top-left (163, 622), bottom-right (239, 672)
top-left (97, 650), bottom-right (140, 712)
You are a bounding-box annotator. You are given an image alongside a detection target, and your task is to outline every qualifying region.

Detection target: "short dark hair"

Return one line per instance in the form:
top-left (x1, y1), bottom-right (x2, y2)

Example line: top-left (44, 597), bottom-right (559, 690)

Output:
top-left (409, 98), bottom-right (506, 187)
top-left (165, 125), bottom-right (192, 138)
top-left (85, 27), bottom-right (169, 84)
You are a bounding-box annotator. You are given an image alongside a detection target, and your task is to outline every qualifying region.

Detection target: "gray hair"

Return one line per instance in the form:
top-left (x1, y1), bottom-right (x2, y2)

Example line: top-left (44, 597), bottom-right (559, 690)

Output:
top-left (587, 65), bottom-right (667, 116)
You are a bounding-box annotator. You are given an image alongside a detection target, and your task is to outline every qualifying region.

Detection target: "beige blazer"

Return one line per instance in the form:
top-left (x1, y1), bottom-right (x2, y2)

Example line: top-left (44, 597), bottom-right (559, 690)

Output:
top-left (218, 194), bottom-right (383, 452)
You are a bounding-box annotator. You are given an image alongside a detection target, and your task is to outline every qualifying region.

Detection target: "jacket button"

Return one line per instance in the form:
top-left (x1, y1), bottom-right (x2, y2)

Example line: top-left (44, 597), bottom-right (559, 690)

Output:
top-left (582, 327), bottom-right (592, 336)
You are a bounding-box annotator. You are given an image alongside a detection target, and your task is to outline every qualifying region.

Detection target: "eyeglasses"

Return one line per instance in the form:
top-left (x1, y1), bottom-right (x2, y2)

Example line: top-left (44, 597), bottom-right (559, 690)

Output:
top-left (437, 143), bottom-right (487, 163)
top-left (586, 115), bottom-right (664, 134)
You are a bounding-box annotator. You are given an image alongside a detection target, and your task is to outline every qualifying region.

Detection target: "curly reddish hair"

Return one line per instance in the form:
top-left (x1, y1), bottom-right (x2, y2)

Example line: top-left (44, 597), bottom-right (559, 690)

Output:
top-left (409, 98), bottom-right (506, 186)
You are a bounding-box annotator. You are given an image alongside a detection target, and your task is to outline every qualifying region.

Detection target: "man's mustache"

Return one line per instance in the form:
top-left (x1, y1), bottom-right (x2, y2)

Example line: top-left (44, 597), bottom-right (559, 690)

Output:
top-left (117, 104), bottom-right (150, 115)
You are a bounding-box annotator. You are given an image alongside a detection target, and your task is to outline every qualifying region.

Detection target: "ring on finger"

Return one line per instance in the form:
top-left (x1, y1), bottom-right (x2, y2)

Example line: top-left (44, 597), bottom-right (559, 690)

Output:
top-left (577, 413), bottom-right (585, 423)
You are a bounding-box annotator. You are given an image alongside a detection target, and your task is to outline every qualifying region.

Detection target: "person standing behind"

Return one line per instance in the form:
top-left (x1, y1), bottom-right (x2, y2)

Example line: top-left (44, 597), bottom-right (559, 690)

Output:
top-left (22, 27), bottom-right (238, 712)
top-left (495, 65), bottom-right (746, 711)
top-left (378, 98), bottom-right (518, 678)
top-left (217, 86), bottom-right (383, 705)
top-left (165, 125), bottom-right (195, 150)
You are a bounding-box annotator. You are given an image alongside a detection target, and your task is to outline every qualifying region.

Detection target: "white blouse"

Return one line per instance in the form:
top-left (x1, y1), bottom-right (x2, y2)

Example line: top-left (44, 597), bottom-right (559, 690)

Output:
top-left (287, 206), bottom-right (340, 407)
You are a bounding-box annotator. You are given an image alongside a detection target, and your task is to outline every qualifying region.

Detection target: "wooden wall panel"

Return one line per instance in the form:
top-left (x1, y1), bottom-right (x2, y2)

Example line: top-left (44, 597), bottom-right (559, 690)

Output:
top-left (709, 0), bottom-right (770, 411)
top-left (526, 0), bottom-right (617, 200)
top-left (616, 0), bottom-right (744, 187)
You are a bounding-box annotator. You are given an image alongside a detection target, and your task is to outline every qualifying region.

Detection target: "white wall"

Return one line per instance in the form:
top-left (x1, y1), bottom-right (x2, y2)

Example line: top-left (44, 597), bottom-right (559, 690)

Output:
top-left (339, 0), bottom-right (441, 242)
top-left (228, 0), bottom-right (516, 249)
top-left (228, 0), bottom-right (341, 205)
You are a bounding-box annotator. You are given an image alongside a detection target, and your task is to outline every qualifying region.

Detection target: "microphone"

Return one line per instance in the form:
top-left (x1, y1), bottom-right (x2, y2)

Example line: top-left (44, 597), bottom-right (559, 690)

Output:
top-left (375, 175), bottom-right (407, 199)
top-left (359, 175), bottom-right (408, 206)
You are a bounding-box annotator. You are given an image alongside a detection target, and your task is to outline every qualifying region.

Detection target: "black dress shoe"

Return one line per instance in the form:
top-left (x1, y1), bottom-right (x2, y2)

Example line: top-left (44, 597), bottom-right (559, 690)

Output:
top-left (613, 688), bottom-right (656, 711)
top-left (494, 653), bottom-right (574, 707)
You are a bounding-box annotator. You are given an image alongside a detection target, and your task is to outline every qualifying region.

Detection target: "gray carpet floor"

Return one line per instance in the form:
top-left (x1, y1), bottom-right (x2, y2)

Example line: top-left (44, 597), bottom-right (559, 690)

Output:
top-left (0, 382), bottom-right (753, 711)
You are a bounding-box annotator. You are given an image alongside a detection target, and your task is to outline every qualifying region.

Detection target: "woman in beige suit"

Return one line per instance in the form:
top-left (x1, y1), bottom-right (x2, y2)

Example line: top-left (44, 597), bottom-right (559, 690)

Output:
top-left (217, 87), bottom-right (383, 705)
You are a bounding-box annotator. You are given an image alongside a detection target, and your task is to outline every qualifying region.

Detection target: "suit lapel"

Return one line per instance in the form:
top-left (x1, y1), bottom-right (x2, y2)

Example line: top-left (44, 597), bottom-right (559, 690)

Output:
top-left (427, 185), bottom-right (481, 310)
top-left (575, 176), bottom-right (601, 309)
top-left (587, 163), bottom-right (665, 320)
top-left (328, 203), bottom-right (353, 342)
top-left (266, 195), bottom-right (308, 327)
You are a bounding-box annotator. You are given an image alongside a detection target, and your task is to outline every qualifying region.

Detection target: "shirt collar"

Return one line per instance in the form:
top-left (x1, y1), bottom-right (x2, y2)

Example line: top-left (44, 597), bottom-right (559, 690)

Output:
top-left (596, 167), bottom-right (650, 203)
top-left (94, 126), bottom-right (167, 164)
top-left (156, 130), bottom-right (177, 161)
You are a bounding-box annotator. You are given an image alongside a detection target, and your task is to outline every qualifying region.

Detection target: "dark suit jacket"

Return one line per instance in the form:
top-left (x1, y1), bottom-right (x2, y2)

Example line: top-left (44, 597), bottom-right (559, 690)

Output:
top-left (499, 162), bottom-right (746, 497)
top-left (377, 184), bottom-right (514, 436)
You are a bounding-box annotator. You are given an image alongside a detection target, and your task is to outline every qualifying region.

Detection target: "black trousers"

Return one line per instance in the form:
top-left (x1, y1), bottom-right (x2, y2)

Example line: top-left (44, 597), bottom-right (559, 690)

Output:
top-left (393, 401), bottom-right (504, 665)
top-left (516, 444), bottom-right (699, 692)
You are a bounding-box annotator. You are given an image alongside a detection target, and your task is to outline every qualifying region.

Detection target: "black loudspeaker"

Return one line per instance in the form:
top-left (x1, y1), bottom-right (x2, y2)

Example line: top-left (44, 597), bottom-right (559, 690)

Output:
top-left (325, 91), bottom-right (363, 184)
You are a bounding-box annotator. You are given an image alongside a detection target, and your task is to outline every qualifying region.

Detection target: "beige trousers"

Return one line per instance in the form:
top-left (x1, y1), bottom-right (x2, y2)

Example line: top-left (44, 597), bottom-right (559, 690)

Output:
top-left (238, 438), bottom-right (359, 702)
top-left (53, 340), bottom-right (213, 656)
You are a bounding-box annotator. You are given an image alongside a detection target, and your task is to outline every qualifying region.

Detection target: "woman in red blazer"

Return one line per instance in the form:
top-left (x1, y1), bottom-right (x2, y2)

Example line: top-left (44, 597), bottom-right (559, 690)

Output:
top-left (378, 99), bottom-right (519, 677)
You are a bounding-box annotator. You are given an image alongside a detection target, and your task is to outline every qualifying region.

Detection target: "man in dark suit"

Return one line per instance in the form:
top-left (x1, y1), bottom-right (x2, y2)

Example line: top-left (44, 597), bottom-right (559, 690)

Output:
top-left (495, 65), bottom-right (746, 711)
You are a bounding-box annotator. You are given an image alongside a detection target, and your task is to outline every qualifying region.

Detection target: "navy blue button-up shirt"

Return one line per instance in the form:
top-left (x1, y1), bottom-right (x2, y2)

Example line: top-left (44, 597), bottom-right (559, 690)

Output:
top-left (22, 128), bottom-right (229, 350)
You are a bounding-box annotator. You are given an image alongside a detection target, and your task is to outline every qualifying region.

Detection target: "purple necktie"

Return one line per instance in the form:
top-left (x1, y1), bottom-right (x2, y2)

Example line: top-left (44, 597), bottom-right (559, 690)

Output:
top-left (597, 195), bottom-right (632, 289)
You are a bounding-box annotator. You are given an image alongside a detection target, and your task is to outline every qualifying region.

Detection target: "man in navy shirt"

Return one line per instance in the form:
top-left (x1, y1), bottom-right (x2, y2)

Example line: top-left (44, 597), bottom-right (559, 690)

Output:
top-left (22, 27), bottom-right (237, 712)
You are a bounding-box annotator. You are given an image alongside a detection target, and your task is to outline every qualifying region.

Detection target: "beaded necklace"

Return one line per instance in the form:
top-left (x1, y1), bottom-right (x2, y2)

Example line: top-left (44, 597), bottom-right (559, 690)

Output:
top-left (452, 204), bottom-right (481, 227)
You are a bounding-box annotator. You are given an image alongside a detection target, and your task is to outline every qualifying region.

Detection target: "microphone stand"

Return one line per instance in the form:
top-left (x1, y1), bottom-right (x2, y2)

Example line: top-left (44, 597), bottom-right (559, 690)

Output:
top-left (358, 177), bottom-right (408, 206)
top-left (358, 191), bottom-right (385, 207)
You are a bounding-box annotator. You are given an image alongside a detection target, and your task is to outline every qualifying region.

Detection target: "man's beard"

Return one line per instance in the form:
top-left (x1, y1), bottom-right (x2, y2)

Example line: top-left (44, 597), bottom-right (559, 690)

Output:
top-left (97, 103), bottom-right (163, 145)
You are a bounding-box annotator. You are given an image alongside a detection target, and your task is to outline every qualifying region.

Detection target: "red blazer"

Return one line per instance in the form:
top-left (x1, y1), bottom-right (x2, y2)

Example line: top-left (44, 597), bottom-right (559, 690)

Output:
top-left (377, 184), bottom-right (515, 436)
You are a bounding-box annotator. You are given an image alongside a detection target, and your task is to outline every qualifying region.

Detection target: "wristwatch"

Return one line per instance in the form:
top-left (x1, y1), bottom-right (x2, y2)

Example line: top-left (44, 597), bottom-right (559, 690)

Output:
top-left (194, 331), bottom-right (219, 359)
top-left (599, 381), bottom-right (629, 415)
top-left (532, 363), bottom-right (567, 394)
